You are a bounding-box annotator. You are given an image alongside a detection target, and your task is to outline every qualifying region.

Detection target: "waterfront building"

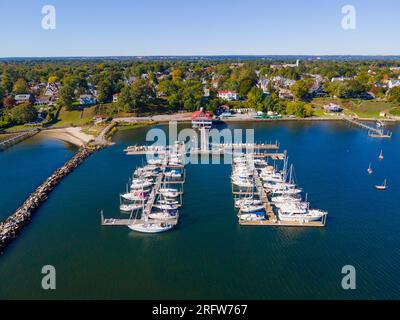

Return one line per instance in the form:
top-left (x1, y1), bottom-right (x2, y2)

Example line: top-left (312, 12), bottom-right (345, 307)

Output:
top-left (218, 90), bottom-right (238, 101)
top-left (191, 108), bottom-right (213, 129)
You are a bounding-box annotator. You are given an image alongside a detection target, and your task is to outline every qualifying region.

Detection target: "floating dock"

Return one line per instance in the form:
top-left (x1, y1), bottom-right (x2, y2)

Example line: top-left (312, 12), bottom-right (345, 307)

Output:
top-left (233, 152), bottom-right (327, 228)
top-left (102, 144), bottom-right (186, 228)
top-left (342, 116), bottom-right (392, 138)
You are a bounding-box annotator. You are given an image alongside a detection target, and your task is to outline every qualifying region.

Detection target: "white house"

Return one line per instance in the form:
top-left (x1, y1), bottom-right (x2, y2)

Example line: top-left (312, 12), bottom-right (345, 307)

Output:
top-left (44, 82), bottom-right (60, 97)
top-left (388, 80), bottom-right (400, 89)
top-left (218, 90), bottom-right (238, 101)
top-left (331, 76), bottom-right (353, 82)
top-left (112, 93), bottom-right (121, 103)
top-left (257, 78), bottom-right (270, 93)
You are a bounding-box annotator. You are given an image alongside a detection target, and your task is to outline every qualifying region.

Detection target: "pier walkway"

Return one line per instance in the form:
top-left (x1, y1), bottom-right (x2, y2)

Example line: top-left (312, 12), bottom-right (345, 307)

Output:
top-left (342, 116), bottom-right (392, 138)
top-left (102, 149), bottom-right (186, 228)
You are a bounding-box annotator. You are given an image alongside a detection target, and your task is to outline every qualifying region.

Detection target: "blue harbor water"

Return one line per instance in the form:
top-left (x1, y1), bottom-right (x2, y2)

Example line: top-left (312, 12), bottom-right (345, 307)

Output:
top-left (0, 121), bottom-right (399, 299)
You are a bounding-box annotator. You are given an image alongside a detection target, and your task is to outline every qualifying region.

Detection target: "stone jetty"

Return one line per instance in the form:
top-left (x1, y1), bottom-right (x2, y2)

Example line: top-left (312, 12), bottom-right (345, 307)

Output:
top-left (0, 146), bottom-right (100, 252)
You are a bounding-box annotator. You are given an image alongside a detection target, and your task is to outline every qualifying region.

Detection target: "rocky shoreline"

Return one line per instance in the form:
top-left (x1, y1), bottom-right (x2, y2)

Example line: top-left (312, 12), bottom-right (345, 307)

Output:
top-left (0, 146), bottom-right (100, 253)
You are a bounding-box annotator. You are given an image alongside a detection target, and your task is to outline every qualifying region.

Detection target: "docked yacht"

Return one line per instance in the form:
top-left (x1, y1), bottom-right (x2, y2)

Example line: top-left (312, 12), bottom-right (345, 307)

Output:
top-left (128, 222), bottom-right (174, 233)
top-left (238, 212), bottom-right (266, 221)
top-left (277, 203), bottom-right (326, 222)
top-left (235, 198), bottom-right (262, 208)
top-left (148, 210), bottom-right (178, 220)
top-left (120, 203), bottom-right (143, 212)
top-left (240, 204), bottom-right (265, 213)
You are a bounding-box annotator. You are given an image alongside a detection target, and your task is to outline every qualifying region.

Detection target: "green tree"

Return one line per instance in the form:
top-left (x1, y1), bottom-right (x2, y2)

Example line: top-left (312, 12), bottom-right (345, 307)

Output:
top-left (263, 93), bottom-right (284, 113)
top-left (388, 86), bottom-right (400, 104)
top-left (247, 87), bottom-right (265, 111)
top-left (0, 85), bottom-right (4, 108)
top-left (286, 101), bottom-right (306, 117)
top-left (120, 80), bottom-right (156, 113)
top-left (13, 78), bottom-right (29, 94)
top-left (9, 103), bottom-right (38, 124)
top-left (97, 80), bottom-right (114, 104)
top-left (1, 73), bottom-right (13, 92)
top-left (181, 80), bottom-right (203, 111)
top-left (291, 80), bottom-right (310, 100)
top-left (58, 81), bottom-right (75, 110)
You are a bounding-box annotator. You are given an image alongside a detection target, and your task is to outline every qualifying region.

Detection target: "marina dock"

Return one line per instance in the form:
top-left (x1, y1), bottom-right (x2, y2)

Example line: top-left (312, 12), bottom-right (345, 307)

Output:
top-left (343, 116), bottom-right (392, 138)
top-left (103, 143), bottom-right (186, 229)
top-left (232, 151), bottom-right (327, 228)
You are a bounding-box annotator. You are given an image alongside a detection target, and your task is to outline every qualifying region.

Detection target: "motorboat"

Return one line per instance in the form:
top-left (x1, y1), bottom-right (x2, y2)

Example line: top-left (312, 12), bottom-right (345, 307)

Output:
top-left (148, 210), bottom-right (178, 220)
top-left (120, 203), bottom-right (143, 212)
top-left (238, 212), bottom-right (266, 221)
top-left (235, 198), bottom-right (262, 208)
top-left (240, 204), bottom-right (265, 213)
top-left (278, 208), bottom-right (327, 222)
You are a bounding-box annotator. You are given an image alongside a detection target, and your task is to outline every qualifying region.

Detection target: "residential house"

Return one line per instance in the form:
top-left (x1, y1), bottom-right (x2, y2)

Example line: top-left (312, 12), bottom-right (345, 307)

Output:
top-left (79, 94), bottom-right (97, 106)
top-left (44, 82), bottom-right (60, 97)
top-left (218, 90), bottom-right (238, 101)
top-left (388, 80), bottom-right (400, 89)
top-left (324, 103), bottom-right (343, 113)
top-left (34, 96), bottom-right (56, 106)
top-left (14, 94), bottom-right (35, 105)
top-left (125, 76), bottom-right (138, 85)
top-left (331, 76), bottom-right (353, 82)
top-left (257, 78), bottom-right (270, 93)
top-left (112, 93), bottom-right (121, 103)
top-left (271, 60), bottom-right (300, 70)
top-left (278, 89), bottom-right (293, 100)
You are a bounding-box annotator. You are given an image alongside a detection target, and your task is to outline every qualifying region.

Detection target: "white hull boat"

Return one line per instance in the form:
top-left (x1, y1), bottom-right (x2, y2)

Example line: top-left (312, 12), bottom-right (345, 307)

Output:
top-left (238, 213), bottom-right (265, 221)
top-left (240, 205), bottom-right (265, 213)
top-left (121, 193), bottom-right (147, 202)
top-left (128, 223), bottom-right (174, 233)
top-left (235, 198), bottom-right (262, 208)
top-left (120, 204), bottom-right (143, 212)
top-left (278, 209), bottom-right (326, 222)
top-left (148, 211), bottom-right (178, 220)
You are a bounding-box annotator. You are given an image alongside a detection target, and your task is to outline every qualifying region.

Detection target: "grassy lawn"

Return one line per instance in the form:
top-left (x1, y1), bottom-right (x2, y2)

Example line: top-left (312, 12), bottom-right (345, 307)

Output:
top-left (81, 123), bottom-right (109, 136)
top-left (53, 106), bottom-right (97, 127)
top-left (0, 133), bottom-right (17, 142)
top-left (313, 98), bottom-right (395, 118)
top-left (389, 107), bottom-right (400, 116)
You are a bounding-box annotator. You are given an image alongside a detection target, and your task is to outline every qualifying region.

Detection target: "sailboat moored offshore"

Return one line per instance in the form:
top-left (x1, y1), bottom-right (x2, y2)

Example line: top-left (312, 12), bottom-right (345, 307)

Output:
top-left (375, 179), bottom-right (388, 191)
top-left (367, 163), bottom-right (373, 175)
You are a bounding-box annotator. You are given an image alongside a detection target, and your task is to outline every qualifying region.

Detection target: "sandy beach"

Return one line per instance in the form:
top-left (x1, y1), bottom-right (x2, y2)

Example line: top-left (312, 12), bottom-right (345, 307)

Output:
top-left (39, 127), bottom-right (94, 147)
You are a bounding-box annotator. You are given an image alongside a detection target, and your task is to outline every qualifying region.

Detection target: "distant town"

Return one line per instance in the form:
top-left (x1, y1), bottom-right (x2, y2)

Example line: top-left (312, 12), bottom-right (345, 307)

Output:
top-left (1, 57), bottom-right (400, 134)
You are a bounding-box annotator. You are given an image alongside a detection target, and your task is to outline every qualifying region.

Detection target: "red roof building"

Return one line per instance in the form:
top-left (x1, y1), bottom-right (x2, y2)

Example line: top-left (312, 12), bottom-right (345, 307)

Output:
top-left (192, 109), bottom-right (213, 129)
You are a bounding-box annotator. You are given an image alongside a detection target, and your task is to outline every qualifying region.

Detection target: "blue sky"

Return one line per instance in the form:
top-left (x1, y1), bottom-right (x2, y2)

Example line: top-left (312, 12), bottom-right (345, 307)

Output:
top-left (0, 0), bottom-right (399, 57)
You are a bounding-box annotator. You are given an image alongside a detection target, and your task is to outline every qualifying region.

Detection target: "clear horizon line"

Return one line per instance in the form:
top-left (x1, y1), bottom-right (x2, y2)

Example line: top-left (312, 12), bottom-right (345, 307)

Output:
top-left (1, 54), bottom-right (400, 59)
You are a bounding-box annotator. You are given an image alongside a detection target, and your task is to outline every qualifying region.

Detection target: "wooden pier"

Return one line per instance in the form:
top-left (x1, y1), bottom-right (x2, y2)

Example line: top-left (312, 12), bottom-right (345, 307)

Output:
top-left (233, 154), bottom-right (327, 228)
top-left (342, 116), bottom-right (392, 138)
top-left (102, 148), bottom-right (186, 228)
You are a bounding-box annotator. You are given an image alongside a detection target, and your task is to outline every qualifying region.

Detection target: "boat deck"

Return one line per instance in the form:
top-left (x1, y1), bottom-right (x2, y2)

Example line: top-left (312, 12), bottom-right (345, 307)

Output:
top-left (102, 218), bottom-right (179, 226)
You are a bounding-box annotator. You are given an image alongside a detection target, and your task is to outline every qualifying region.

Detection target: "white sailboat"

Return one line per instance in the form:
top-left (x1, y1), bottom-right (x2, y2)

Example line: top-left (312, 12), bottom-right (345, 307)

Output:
top-left (379, 150), bottom-right (384, 161)
top-left (128, 222), bottom-right (174, 233)
top-left (375, 179), bottom-right (388, 191)
top-left (367, 163), bottom-right (373, 175)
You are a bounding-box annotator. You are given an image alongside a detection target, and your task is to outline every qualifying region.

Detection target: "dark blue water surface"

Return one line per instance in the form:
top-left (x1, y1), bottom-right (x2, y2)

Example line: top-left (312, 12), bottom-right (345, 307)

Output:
top-left (0, 122), bottom-right (399, 299)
